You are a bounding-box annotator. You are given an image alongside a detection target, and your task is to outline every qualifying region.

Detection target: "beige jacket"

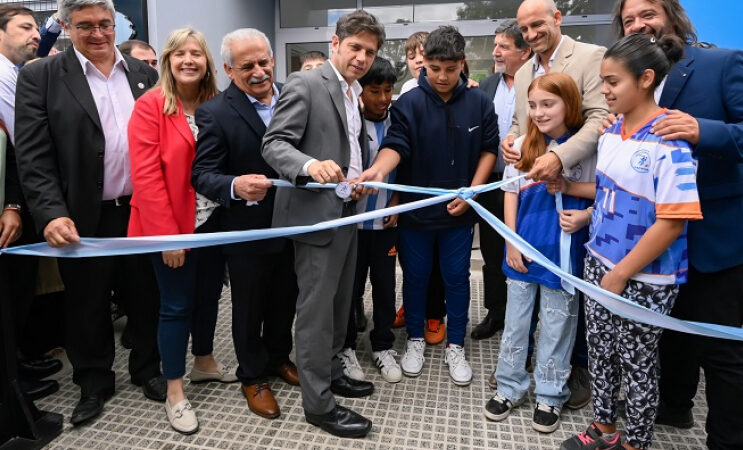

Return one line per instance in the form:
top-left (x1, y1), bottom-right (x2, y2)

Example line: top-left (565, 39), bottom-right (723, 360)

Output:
top-left (508, 35), bottom-right (608, 170)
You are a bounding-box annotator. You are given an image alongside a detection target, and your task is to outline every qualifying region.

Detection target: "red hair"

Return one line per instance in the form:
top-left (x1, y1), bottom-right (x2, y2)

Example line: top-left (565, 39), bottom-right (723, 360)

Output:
top-left (516, 72), bottom-right (583, 172)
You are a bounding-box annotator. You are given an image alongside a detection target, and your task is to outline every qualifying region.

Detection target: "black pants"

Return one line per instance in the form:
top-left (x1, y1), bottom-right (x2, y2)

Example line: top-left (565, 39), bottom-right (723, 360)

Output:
top-left (659, 263), bottom-right (743, 450)
top-left (57, 204), bottom-right (160, 396)
top-left (345, 228), bottom-right (397, 351)
top-left (226, 243), bottom-right (297, 386)
top-left (477, 172), bottom-right (507, 320)
top-left (1, 211), bottom-right (38, 345)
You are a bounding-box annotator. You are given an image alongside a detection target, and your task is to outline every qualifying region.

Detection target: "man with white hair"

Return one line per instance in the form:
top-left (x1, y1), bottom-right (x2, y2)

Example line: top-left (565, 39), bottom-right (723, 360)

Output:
top-left (191, 28), bottom-right (299, 421)
top-left (14, 0), bottom-right (162, 426)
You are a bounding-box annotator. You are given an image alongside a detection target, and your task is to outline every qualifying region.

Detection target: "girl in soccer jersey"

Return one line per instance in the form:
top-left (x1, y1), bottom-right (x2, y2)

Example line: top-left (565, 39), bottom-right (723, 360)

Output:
top-left (484, 72), bottom-right (596, 434)
top-left (559, 34), bottom-right (703, 450)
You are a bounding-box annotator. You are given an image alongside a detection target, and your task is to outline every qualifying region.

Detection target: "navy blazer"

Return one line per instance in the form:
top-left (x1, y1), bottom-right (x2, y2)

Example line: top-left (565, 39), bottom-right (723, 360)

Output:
top-left (191, 81), bottom-right (286, 255)
top-left (659, 45), bottom-right (743, 272)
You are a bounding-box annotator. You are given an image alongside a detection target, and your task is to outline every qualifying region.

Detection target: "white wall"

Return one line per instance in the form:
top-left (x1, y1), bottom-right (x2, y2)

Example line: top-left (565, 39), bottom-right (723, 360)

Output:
top-left (147, 0), bottom-right (275, 89)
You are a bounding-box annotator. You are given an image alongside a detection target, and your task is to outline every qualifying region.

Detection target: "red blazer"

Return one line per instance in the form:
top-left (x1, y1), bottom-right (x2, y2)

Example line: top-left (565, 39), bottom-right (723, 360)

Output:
top-left (128, 88), bottom-right (197, 237)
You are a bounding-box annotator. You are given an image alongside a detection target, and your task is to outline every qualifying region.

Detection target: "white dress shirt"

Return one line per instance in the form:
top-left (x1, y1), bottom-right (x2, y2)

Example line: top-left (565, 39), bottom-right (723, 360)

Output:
top-left (74, 47), bottom-right (135, 200)
top-left (0, 53), bottom-right (19, 144)
top-left (533, 35), bottom-right (566, 78)
top-left (493, 75), bottom-right (516, 172)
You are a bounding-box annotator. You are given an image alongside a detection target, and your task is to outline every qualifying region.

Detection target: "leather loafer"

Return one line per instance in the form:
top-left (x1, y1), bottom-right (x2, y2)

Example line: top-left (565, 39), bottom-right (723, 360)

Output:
top-left (305, 405), bottom-right (372, 438)
top-left (18, 357), bottom-right (63, 380)
top-left (141, 375), bottom-right (167, 402)
top-left (470, 313), bottom-right (504, 340)
top-left (241, 383), bottom-right (280, 419)
top-left (20, 379), bottom-right (59, 401)
top-left (70, 391), bottom-right (113, 426)
top-left (273, 362), bottom-right (300, 386)
top-left (330, 375), bottom-right (374, 398)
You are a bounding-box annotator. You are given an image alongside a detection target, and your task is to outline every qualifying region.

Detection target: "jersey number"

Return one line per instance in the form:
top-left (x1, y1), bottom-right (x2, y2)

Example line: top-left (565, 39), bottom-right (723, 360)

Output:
top-left (601, 187), bottom-right (617, 214)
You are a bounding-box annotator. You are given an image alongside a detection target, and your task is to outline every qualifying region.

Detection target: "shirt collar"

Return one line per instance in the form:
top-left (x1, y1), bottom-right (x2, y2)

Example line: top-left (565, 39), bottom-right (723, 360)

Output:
top-left (545, 130), bottom-right (572, 145)
top-left (0, 53), bottom-right (19, 73)
top-left (74, 46), bottom-right (129, 76)
top-left (246, 83), bottom-right (278, 107)
top-left (533, 35), bottom-right (565, 72)
top-left (329, 60), bottom-right (363, 98)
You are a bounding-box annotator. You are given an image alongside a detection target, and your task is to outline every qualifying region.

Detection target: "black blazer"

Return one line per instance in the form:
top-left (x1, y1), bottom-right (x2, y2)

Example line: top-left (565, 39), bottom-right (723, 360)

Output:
top-left (479, 73), bottom-right (502, 103)
top-left (191, 81), bottom-right (286, 255)
top-left (14, 47), bottom-right (158, 234)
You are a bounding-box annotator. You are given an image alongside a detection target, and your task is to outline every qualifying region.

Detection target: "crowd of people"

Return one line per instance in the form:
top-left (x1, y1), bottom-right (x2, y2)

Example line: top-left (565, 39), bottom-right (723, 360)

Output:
top-left (0, 0), bottom-right (741, 449)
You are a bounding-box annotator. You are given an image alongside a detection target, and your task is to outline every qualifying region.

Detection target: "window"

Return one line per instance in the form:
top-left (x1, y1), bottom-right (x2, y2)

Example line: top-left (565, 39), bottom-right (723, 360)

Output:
top-left (280, 0), bottom-right (357, 28)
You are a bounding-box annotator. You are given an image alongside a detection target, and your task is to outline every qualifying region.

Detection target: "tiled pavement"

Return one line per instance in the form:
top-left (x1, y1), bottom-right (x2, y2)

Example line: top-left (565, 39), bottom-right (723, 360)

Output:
top-left (38, 272), bottom-right (710, 449)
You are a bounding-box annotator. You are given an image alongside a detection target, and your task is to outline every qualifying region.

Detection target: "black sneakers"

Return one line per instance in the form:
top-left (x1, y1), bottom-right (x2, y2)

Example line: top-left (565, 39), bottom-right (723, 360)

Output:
top-left (484, 393), bottom-right (524, 421)
top-left (532, 403), bottom-right (561, 433)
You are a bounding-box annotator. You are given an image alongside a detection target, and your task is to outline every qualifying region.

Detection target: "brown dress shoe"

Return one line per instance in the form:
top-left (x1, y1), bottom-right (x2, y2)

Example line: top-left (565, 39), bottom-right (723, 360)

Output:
top-left (274, 362), bottom-right (300, 386)
top-left (241, 383), bottom-right (280, 419)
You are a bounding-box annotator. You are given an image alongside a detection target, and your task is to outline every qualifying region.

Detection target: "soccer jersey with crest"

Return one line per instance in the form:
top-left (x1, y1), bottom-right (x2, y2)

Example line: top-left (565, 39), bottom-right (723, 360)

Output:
top-left (586, 110), bottom-right (703, 285)
top-left (357, 114), bottom-right (395, 230)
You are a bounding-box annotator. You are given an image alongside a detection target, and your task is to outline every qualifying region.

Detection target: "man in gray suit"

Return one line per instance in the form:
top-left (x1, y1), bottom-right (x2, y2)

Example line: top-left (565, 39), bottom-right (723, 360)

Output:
top-left (261, 10), bottom-right (384, 439)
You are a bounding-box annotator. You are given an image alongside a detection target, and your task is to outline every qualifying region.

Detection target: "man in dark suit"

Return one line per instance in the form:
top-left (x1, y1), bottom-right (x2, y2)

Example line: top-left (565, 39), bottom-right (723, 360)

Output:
top-left (472, 18), bottom-right (531, 342)
top-left (262, 10), bottom-right (383, 439)
top-left (191, 28), bottom-right (299, 421)
top-left (614, 1), bottom-right (743, 448)
top-left (14, 0), bottom-right (163, 427)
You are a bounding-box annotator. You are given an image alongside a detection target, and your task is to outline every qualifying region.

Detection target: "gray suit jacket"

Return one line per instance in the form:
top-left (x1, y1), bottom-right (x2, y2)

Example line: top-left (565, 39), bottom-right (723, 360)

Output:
top-left (262, 61), bottom-right (368, 246)
top-left (508, 35), bottom-right (607, 170)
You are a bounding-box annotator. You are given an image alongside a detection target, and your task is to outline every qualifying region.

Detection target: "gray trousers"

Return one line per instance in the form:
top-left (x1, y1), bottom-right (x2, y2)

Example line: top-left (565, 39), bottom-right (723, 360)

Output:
top-left (293, 219), bottom-right (358, 414)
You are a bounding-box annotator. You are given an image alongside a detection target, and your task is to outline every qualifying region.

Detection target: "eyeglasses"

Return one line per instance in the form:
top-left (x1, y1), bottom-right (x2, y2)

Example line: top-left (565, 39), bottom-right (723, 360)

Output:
top-left (74, 24), bottom-right (115, 36)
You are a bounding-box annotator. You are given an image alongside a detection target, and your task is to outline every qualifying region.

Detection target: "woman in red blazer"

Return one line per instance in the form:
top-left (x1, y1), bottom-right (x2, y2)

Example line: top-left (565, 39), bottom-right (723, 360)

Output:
top-left (128, 28), bottom-right (229, 434)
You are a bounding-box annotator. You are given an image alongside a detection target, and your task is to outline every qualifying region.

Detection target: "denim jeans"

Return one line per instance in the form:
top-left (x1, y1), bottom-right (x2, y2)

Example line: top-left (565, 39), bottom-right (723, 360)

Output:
top-left (151, 253), bottom-right (197, 380)
top-left (496, 278), bottom-right (578, 407)
top-left (398, 225), bottom-right (473, 346)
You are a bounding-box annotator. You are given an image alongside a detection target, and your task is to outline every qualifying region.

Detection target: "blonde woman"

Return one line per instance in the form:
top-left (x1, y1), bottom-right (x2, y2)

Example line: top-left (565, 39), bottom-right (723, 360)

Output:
top-left (128, 28), bottom-right (228, 434)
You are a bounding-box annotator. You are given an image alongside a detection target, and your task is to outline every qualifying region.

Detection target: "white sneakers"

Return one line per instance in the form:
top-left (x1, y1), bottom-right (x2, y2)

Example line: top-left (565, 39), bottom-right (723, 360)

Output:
top-left (372, 349), bottom-right (402, 383)
top-left (445, 344), bottom-right (473, 386)
top-left (401, 338), bottom-right (426, 377)
top-left (165, 398), bottom-right (198, 434)
top-left (338, 348), bottom-right (366, 381)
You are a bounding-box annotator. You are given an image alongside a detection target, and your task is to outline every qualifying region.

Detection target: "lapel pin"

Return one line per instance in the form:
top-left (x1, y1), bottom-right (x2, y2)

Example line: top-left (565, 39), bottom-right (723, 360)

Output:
top-left (137, 82), bottom-right (145, 89)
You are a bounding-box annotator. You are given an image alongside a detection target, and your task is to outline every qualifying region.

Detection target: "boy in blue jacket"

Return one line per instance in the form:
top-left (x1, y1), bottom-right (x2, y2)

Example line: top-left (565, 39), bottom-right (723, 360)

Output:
top-left (355, 26), bottom-right (499, 386)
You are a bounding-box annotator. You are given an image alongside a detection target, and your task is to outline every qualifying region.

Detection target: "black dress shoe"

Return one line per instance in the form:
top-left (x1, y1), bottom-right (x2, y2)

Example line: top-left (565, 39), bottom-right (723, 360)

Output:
top-left (18, 357), bottom-right (63, 380)
top-left (141, 375), bottom-right (167, 402)
top-left (656, 401), bottom-right (694, 429)
top-left (71, 391), bottom-right (113, 426)
top-left (305, 405), bottom-right (372, 438)
top-left (470, 313), bottom-right (504, 340)
top-left (20, 379), bottom-right (59, 401)
top-left (330, 375), bottom-right (374, 398)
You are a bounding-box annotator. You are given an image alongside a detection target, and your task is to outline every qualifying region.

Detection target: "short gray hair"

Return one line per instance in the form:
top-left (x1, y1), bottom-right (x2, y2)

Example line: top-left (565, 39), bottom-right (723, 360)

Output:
top-left (58, 0), bottom-right (115, 24)
top-left (221, 28), bottom-right (273, 67)
top-left (495, 19), bottom-right (530, 51)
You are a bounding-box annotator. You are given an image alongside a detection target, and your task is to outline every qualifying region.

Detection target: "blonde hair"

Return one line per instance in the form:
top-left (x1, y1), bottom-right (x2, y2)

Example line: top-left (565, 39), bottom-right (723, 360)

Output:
top-left (156, 28), bottom-right (218, 116)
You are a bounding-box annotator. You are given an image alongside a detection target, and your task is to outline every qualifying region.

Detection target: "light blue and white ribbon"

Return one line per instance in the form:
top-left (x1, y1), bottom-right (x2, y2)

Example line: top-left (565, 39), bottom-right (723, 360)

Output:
top-left (3, 177), bottom-right (742, 342)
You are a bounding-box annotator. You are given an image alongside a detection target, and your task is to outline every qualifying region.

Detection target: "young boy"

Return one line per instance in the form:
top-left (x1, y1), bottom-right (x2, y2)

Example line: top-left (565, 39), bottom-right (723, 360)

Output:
top-left (336, 57), bottom-right (402, 384)
top-left (399, 31), bottom-right (427, 96)
top-left (357, 26), bottom-right (499, 386)
top-left (299, 50), bottom-right (326, 71)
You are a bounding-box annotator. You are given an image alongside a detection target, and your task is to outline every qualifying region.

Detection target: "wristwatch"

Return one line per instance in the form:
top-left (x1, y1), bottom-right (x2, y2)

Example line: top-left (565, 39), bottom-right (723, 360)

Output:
top-left (3, 203), bottom-right (21, 212)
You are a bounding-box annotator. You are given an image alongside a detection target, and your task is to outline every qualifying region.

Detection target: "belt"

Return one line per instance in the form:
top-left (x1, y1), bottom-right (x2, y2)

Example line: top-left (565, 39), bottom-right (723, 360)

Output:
top-left (101, 196), bottom-right (131, 207)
